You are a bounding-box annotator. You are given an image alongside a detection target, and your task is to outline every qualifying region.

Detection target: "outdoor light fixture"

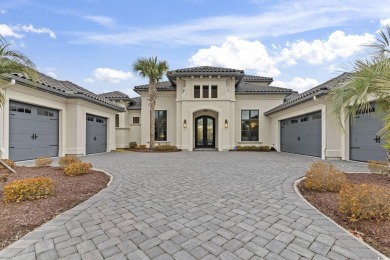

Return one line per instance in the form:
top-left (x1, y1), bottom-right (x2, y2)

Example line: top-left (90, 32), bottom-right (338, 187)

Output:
top-left (224, 119), bottom-right (228, 128)
top-left (183, 119), bottom-right (187, 128)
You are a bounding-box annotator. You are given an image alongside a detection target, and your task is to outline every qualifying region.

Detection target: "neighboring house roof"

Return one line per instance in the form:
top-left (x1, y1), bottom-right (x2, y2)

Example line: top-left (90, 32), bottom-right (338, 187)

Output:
top-left (127, 96), bottom-right (142, 110)
top-left (99, 91), bottom-right (131, 101)
top-left (2, 72), bottom-right (124, 112)
top-left (167, 66), bottom-right (245, 85)
top-left (133, 81), bottom-right (174, 93)
top-left (236, 82), bottom-right (293, 94)
top-left (242, 75), bottom-right (273, 84)
top-left (264, 73), bottom-right (351, 116)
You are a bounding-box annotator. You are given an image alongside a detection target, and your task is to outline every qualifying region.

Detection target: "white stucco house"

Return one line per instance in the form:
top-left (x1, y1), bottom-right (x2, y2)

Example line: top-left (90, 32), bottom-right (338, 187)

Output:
top-left (104, 66), bottom-right (387, 162)
top-left (0, 66), bottom-right (387, 162)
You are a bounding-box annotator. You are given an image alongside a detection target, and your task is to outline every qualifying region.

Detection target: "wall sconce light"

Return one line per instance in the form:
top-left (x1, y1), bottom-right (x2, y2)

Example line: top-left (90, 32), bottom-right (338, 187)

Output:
top-left (183, 119), bottom-right (187, 128)
top-left (224, 119), bottom-right (228, 128)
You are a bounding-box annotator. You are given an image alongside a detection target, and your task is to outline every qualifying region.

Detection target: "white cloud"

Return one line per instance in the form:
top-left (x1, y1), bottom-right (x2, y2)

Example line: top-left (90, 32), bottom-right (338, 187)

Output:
top-left (0, 24), bottom-right (23, 38)
top-left (15, 24), bottom-right (56, 39)
top-left (190, 36), bottom-right (281, 76)
top-left (0, 9), bottom-right (6, 14)
top-left (93, 68), bottom-right (133, 83)
top-left (380, 18), bottom-right (390, 27)
top-left (84, 78), bottom-right (95, 83)
top-left (273, 77), bottom-right (319, 93)
top-left (277, 31), bottom-right (374, 65)
top-left (84, 15), bottom-right (114, 27)
top-left (73, 0), bottom-right (390, 46)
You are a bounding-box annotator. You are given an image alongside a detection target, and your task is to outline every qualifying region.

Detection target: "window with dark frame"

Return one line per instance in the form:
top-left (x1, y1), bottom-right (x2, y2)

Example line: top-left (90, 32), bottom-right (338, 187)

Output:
top-left (202, 85), bottom-right (209, 98)
top-left (211, 85), bottom-right (217, 98)
top-left (115, 114), bottom-right (119, 127)
top-left (155, 110), bottom-right (167, 141)
top-left (133, 117), bottom-right (140, 124)
top-left (241, 110), bottom-right (259, 141)
top-left (194, 85), bottom-right (200, 98)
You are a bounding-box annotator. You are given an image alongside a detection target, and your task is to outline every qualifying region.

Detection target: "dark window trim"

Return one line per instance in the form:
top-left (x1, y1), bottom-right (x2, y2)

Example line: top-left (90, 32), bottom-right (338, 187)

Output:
top-left (155, 110), bottom-right (167, 141)
top-left (241, 110), bottom-right (259, 141)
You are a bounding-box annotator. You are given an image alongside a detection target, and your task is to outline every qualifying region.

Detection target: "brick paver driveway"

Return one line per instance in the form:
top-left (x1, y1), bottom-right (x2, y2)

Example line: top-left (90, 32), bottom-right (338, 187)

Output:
top-left (0, 152), bottom-right (380, 260)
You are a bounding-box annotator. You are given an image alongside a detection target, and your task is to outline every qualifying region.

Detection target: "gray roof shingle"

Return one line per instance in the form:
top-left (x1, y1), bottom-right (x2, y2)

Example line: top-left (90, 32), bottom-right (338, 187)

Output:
top-left (242, 75), bottom-right (273, 83)
top-left (236, 82), bottom-right (293, 94)
top-left (127, 96), bottom-right (142, 110)
top-left (99, 91), bottom-right (131, 100)
top-left (3, 72), bottom-right (124, 111)
top-left (264, 73), bottom-right (351, 115)
top-left (133, 81), bottom-right (174, 93)
top-left (170, 66), bottom-right (244, 74)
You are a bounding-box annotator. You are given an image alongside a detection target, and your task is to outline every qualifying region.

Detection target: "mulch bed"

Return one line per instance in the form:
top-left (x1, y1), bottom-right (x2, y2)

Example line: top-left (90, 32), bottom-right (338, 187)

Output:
top-left (0, 166), bottom-right (110, 250)
top-left (298, 173), bottom-right (390, 257)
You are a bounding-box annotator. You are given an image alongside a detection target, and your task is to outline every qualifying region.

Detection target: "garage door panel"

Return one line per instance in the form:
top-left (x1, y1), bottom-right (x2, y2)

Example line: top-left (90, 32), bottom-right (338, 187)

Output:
top-left (281, 112), bottom-right (321, 157)
top-left (86, 114), bottom-right (107, 154)
top-left (350, 111), bottom-right (387, 161)
top-left (9, 101), bottom-right (59, 161)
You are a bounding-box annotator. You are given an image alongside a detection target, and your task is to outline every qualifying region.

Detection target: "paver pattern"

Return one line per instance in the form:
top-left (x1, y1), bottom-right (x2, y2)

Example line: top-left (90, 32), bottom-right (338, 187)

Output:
top-left (0, 152), bottom-right (380, 260)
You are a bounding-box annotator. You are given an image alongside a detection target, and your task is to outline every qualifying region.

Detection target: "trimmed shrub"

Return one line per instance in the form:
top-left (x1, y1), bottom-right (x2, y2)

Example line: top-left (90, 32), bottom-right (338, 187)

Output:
top-left (236, 145), bottom-right (271, 151)
top-left (3, 177), bottom-right (54, 202)
top-left (367, 160), bottom-right (389, 175)
top-left (58, 156), bottom-right (81, 169)
top-left (0, 159), bottom-right (16, 169)
top-left (129, 142), bottom-right (138, 149)
top-left (138, 144), bottom-right (147, 149)
top-left (35, 157), bottom-right (52, 168)
top-left (153, 144), bottom-right (178, 151)
top-left (305, 161), bottom-right (347, 192)
top-left (339, 183), bottom-right (390, 222)
top-left (64, 162), bottom-right (92, 176)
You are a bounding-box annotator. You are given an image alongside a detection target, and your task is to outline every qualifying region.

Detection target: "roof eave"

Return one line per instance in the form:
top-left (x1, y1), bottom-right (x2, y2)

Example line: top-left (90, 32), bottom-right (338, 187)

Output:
top-left (264, 89), bottom-right (328, 116)
top-left (4, 75), bottom-right (124, 112)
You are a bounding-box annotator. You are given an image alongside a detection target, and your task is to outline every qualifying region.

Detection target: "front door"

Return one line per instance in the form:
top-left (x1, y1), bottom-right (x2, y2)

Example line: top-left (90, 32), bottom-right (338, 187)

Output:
top-left (195, 116), bottom-right (215, 148)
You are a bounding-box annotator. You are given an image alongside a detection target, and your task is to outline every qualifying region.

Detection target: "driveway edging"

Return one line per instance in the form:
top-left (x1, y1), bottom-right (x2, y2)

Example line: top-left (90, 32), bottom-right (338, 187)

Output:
top-left (293, 176), bottom-right (389, 260)
top-left (0, 168), bottom-right (115, 259)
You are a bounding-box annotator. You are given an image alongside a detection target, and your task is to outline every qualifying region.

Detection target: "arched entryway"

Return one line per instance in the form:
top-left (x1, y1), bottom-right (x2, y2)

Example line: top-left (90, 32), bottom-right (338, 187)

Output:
top-left (195, 116), bottom-right (215, 148)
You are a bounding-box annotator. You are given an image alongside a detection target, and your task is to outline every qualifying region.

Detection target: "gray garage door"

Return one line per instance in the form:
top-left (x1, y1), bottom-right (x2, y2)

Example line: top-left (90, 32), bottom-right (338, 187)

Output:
top-left (9, 101), bottom-right (59, 161)
top-left (280, 111), bottom-right (322, 157)
top-left (350, 110), bottom-right (387, 162)
top-left (86, 114), bottom-right (107, 154)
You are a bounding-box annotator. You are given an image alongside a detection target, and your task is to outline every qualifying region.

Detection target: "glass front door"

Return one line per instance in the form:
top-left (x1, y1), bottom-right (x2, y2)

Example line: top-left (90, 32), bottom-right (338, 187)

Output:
top-left (195, 116), bottom-right (215, 148)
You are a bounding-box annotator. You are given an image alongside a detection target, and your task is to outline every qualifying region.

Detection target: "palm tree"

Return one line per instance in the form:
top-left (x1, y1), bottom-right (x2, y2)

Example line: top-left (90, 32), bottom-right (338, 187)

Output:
top-left (0, 35), bottom-right (38, 172)
top-left (133, 57), bottom-right (168, 149)
top-left (327, 25), bottom-right (390, 162)
top-left (0, 35), bottom-right (38, 105)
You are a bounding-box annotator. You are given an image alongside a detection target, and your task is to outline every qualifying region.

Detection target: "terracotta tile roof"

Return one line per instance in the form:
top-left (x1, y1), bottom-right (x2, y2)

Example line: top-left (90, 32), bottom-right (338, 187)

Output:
top-left (236, 82), bottom-right (293, 94)
top-left (133, 81), bottom-right (174, 92)
top-left (99, 91), bottom-right (131, 100)
top-left (127, 96), bottom-right (142, 110)
top-left (264, 73), bottom-right (351, 115)
top-left (242, 75), bottom-right (273, 83)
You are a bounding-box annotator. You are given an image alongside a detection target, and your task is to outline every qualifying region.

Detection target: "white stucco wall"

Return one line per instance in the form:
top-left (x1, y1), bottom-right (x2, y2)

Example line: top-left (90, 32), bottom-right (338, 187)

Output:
top-left (235, 94), bottom-right (285, 148)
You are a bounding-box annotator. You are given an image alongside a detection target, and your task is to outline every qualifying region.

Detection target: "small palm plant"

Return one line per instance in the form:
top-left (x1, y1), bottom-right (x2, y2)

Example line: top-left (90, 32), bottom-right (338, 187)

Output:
top-left (133, 57), bottom-right (168, 149)
top-left (327, 25), bottom-right (390, 175)
top-left (0, 35), bottom-right (38, 172)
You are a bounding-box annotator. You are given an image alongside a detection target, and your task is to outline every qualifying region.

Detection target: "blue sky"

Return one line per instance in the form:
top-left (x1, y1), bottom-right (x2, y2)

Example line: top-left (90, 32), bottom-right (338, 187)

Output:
top-left (1, 0), bottom-right (389, 96)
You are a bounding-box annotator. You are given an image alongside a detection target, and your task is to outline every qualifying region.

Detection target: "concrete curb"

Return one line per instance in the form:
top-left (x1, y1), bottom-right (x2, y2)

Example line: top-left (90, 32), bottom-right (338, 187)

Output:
top-left (294, 177), bottom-right (389, 260)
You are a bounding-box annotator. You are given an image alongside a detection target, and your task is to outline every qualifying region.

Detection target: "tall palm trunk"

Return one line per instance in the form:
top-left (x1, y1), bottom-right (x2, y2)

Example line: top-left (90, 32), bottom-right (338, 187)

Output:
top-left (149, 81), bottom-right (157, 149)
